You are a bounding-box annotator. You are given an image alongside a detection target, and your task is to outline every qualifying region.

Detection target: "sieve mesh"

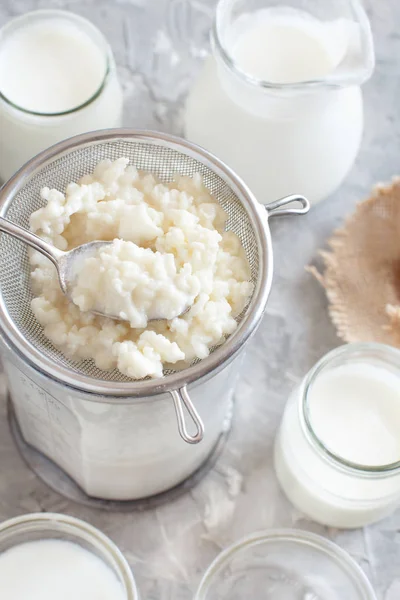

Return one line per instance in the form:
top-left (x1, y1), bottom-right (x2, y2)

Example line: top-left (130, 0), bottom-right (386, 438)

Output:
top-left (0, 136), bottom-right (261, 385)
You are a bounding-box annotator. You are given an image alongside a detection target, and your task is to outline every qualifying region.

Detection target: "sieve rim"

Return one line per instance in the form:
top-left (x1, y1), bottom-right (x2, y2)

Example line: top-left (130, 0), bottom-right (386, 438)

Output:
top-left (0, 129), bottom-right (272, 397)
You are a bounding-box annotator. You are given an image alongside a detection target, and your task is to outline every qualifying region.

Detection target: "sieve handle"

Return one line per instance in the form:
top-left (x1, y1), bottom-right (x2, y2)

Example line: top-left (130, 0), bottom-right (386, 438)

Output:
top-left (0, 217), bottom-right (64, 267)
top-left (265, 195), bottom-right (310, 217)
top-left (170, 386), bottom-right (204, 444)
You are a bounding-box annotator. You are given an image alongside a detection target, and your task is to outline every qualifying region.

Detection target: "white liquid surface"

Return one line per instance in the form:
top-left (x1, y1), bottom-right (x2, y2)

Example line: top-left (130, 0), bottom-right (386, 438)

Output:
top-left (0, 539), bottom-right (126, 599)
top-left (232, 13), bottom-right (341, 83)
top-left (0, 19), bottom-right (106, 113)
top-left (0, 15), bottom-right (123, 182)
top-left (309, 364), bottom-right (400, 466)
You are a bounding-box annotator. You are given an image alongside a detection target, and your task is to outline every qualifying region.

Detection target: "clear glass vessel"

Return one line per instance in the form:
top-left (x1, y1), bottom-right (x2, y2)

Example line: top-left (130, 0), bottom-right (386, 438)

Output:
top-left (0, 129), bottom-right (294, 504)
top-left (184, 0), bottom-right (374, 205)
top-left (0, 10), bottom-right (123, 183)
top-left (195, 529), bottom-right (377, 599)
top-left (274, 343), bottom-right (400, 528)
top-left (0, 512), bottom-right (138, 599)
top-left (3, 333), bottom-right (237, 502)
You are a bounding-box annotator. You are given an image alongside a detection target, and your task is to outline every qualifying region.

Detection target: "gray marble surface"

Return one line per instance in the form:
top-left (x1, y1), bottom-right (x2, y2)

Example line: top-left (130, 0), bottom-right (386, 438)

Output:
top-left (0, 0), bottom-right (399, 598)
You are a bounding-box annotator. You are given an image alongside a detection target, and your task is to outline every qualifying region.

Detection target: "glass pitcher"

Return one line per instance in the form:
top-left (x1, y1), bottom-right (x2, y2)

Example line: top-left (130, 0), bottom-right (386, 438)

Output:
top-left (184, 0), bottom-right (374, 205)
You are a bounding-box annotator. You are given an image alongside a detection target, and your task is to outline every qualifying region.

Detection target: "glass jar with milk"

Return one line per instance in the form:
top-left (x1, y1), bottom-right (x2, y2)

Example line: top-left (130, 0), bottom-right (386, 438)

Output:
top-left (184, 0), bottom-right (374, 205)
top-left (0, 513), bottom-right (138, 599)
top-left (0, 10), bottom-right (123, 183)
top-left (274, 344), bottom-right (400, 528)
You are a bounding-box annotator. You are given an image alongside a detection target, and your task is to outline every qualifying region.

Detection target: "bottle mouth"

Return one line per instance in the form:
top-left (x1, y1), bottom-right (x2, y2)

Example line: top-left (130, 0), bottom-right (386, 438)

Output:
top-left (0, 9), bottom-right (111, 117)
top-left (302, 343), bottom-right (400, 476)
top-left (212, 0), bottom-right (375, 92)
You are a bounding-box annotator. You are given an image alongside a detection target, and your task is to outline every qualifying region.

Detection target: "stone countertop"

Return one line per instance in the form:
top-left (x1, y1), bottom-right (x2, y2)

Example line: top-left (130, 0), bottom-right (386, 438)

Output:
top-left (0, 0), bottom-right (399, 598)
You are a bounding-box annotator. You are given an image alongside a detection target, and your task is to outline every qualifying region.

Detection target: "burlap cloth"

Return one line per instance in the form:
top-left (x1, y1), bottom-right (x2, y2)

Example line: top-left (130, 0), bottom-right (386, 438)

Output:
top-left (309, 179), bottom-right (400, 346)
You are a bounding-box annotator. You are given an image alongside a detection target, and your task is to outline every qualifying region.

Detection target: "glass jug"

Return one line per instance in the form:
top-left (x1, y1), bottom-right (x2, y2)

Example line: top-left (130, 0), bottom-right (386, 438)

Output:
top-left (184, 0), bottom-right (374, 205)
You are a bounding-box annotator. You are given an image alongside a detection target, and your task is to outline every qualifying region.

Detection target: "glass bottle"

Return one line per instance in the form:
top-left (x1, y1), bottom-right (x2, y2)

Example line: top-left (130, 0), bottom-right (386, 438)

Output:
top-left (184, 0), bottom-right (374, 205)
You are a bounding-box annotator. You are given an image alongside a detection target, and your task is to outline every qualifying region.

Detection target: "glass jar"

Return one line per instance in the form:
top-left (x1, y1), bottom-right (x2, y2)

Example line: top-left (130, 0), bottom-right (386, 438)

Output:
top-left (184, 0), bottom-right (374, 205)
top-left (0, 129), bottom-right (296, 505)
top-left (195, 529), bottom-right (377, 599)
top-left (274, 343), bottom-right (400, 528)
top-left (0, 10), bottom-right (123, 183)
top-left (0, 512), bottom-right (138, 599)
top-left (2, 331), bottom-right (237, 503)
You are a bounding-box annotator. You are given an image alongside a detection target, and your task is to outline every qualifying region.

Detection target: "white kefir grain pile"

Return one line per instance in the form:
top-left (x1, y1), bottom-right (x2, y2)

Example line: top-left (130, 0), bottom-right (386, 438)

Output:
top-left (71, 239), bottom-right (201, 327)
top-left (29, 158), bottom-right (253, 379)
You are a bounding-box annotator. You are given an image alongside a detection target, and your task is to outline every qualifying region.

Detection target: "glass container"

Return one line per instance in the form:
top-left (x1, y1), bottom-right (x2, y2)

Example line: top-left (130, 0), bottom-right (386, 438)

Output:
top-left (184, 0), bottom-right (374, 205)
top-left (0, 512), bottom-right (138, 599)
top-left (0, 129), bottom-right (308, 505)
top-left (195, 529), bottom-right (377, 600)
top-left (2, 331), bottom-right (237, 504)
top-left (275, 343), bottom-right (400, 528)
top-left (0, 10), bottom-right (123, 183)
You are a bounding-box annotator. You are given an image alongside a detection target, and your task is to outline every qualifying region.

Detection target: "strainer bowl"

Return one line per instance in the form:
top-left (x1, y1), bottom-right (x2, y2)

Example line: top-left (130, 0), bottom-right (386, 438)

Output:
top-left (0, 129), bottom-right (308, 445)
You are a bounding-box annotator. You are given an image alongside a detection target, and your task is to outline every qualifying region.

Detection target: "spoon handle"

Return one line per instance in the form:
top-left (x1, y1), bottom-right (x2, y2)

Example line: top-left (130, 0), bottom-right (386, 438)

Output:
top-left (0, 216), bottom-right (63, 268)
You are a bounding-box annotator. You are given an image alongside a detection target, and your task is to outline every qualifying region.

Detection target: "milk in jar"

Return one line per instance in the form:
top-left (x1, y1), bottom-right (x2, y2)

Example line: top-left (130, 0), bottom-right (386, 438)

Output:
top-left (0, 513), bottom-right (137, 600)
top-left (0, 540), bottom-right (127, 600)
top-left (274, 344), bottom-right (400, 528)
top-left (184, 0), bottom-right (374, 205)
top-left (0, 10), bottom-right (123, 182)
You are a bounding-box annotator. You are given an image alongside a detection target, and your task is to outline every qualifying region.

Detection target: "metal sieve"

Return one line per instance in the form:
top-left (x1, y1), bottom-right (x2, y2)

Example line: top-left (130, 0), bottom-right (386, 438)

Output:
top-left (0, 130), bottom-right (308, 444)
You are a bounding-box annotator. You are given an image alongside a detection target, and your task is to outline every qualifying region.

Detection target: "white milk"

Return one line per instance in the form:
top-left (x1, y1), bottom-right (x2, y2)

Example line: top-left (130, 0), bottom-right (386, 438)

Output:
top-left (0, 19), bottom-right (106, 114)
top-left (308, 364), bottom-right (400, 466)
top-left (184, 5), bottom-right (374, 204)
top-left (232, 13), bottom-right (345, 84)
top-left (0, 539), bottom-right (126, 599)
top-left (275, 353), bottom-right (400, 528)
top-left (0, 11), bottom-right (123, 182)
top-left (4, 348), bottom-right (239, 500)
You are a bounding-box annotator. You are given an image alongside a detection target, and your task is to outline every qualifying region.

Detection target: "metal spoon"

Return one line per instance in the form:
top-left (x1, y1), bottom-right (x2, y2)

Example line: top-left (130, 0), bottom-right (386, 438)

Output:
top-left (0, 216), bottom-right (190, 323)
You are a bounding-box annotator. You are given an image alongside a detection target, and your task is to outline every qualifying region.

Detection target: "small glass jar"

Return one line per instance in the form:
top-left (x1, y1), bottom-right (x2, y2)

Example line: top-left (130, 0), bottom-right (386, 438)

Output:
top-left (0, 512), bottom-right (138, 599)
top-left (274, 343), bottom-right (400, 529)
top-left (0, 10), bottom-right (123, 183)
top-left (195, 529), bottom-right (377, 599)
top-left (184, 0), bottom-right (374, 205)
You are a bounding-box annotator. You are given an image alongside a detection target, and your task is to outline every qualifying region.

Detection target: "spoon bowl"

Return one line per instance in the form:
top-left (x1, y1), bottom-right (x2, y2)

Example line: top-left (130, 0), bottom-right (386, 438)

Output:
top-left (0, 217), bottom-right (191, 323)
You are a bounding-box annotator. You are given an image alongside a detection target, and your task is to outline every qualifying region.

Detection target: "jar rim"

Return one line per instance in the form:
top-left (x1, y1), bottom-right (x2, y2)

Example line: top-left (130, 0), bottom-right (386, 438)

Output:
top-left (302, 342), bottom-right (400, 476)
top-left (212, 0), bottom-right (375, 91)
top-left (0, 9), bottom-right (111, 117)
top-left (195, 529), bottom-right (377, 600)
top-left (0, 512), bottom-right (138, 600)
